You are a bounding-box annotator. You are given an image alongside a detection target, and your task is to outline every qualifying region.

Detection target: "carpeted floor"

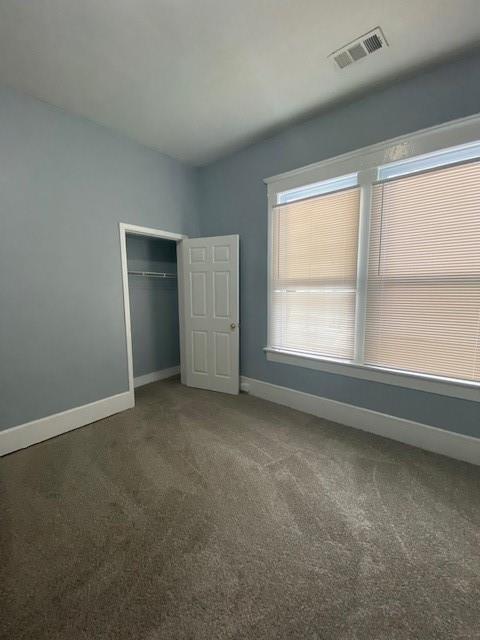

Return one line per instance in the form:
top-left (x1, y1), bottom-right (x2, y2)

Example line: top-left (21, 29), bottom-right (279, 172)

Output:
top-left (1, 378), bottom-right (479, 640)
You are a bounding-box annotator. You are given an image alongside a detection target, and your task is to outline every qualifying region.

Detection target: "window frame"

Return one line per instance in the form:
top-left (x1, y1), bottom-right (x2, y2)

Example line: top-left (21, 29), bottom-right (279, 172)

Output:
top-left (265, 113), bottom-right (480, 402)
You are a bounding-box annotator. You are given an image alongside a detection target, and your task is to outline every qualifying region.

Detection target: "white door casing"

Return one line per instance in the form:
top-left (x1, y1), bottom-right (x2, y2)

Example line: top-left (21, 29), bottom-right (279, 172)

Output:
top-left (181, 235), bottom-right (239, 394)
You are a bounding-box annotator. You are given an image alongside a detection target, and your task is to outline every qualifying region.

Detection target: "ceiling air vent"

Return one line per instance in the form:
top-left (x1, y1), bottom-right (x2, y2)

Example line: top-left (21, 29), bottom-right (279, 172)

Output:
top-left (329, 27), bottom-right (388, 70)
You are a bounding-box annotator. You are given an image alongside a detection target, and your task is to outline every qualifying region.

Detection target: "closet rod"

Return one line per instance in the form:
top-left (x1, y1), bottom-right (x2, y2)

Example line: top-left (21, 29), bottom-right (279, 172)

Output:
top-left (128, 270), bottom-right (177, 279)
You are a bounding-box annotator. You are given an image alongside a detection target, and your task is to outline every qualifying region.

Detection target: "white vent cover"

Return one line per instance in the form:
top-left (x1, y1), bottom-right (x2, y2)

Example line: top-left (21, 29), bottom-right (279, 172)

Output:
top-left (330, 27), bottom-right (388, 70)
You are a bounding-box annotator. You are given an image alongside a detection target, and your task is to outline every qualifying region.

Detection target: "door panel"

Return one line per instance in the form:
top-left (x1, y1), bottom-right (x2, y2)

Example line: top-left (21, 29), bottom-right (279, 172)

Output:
top-left (213, 271), bottom-right (230, 318)
top-left (192, 331), bottom-right (208, 374)
top-left (181, 235), bottom-right (239, 394)
top-left (213, 245), bottom-right (230, 262)
top-left (190, 272), bottom-right (207, 317)
top-left (214, 331), bottom-right (231, 377)
top-left (190, 246), bottom-right (207, 263)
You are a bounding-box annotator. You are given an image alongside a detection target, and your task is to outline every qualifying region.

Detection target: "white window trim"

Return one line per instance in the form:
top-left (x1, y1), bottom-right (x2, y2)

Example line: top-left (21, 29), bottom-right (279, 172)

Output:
top-left (265, 349), bottom-right (480, 402)
top-left (264, 112), bottom-right (480, 402)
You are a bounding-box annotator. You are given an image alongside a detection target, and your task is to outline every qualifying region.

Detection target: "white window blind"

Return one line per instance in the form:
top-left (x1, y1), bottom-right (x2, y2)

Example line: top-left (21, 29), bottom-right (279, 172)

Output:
top-left (271, 187), bottom-right (360, 359)
top-left (364, 160), bottom-right (480, 382)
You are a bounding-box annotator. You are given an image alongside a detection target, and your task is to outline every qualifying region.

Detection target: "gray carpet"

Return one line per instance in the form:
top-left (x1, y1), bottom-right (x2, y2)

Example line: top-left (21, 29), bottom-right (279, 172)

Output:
top-left (1, 378), bottom-right (479, 640)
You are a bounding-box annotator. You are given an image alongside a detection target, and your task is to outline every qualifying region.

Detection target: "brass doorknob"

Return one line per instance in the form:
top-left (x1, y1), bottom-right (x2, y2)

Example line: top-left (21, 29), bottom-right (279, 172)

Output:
top-left (230, 322), bottom-right (237, 329)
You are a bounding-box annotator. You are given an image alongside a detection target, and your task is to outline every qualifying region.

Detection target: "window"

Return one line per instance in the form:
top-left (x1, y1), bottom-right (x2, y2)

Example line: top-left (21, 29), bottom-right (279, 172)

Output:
top-left (365, 161), bottom-right (480, 383)
top-left (266, 123), bottom-right (480, 398)
top-left (271, 185), bottom-right (360, 360)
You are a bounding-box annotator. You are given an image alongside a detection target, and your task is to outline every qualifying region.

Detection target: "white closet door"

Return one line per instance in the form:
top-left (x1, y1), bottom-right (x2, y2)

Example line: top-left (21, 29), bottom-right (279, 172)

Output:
top-left (181, 235), bottom-right (239, 394)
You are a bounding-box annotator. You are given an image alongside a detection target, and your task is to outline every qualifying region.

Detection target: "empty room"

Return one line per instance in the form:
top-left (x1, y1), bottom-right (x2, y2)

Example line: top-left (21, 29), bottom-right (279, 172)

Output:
top-left (1, 2), bottom-right (480, 639)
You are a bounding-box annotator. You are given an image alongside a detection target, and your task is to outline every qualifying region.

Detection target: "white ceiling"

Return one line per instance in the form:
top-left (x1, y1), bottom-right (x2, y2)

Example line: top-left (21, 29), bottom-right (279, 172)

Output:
top-left (0, 1), bottom-right (479, 165)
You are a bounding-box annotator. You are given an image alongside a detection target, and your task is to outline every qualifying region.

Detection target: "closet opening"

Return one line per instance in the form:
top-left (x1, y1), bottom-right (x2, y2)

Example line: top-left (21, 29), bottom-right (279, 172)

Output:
top-left (119, 224), bottom-right (187, 402)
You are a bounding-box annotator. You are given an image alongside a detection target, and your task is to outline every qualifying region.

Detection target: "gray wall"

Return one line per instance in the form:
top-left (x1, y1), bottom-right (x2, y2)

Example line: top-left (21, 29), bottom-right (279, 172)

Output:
top-left (197, 52), bottom-right (480, 438)
top-left (127, 236), bottom-right (179, 378)
top-left (0, 86), bottom-right (199, 430)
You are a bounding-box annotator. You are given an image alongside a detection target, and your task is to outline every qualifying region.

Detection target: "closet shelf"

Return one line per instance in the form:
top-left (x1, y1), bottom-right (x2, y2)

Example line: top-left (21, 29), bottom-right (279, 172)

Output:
top-left (128, 270), bottom-right (177, 279)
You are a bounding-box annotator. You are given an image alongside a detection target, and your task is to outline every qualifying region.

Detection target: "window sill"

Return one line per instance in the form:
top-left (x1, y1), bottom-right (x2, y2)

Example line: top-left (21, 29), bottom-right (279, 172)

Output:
top-left (264, 348), bottom-right (480, 402)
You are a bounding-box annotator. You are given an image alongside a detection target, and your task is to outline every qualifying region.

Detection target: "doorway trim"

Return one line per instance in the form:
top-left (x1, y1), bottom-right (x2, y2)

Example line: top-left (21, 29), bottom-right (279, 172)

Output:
top-left (119, 223), bottom-right (188, 400)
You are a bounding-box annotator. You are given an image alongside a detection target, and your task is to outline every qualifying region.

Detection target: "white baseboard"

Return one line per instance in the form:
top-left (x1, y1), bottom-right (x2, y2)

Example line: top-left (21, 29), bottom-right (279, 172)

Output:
top-left (0, 390), bottom-right (134, 457)
top-left (240, 377), bottom-right (480, 466)
top-left (134, 365), bottom-right (180, 388)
